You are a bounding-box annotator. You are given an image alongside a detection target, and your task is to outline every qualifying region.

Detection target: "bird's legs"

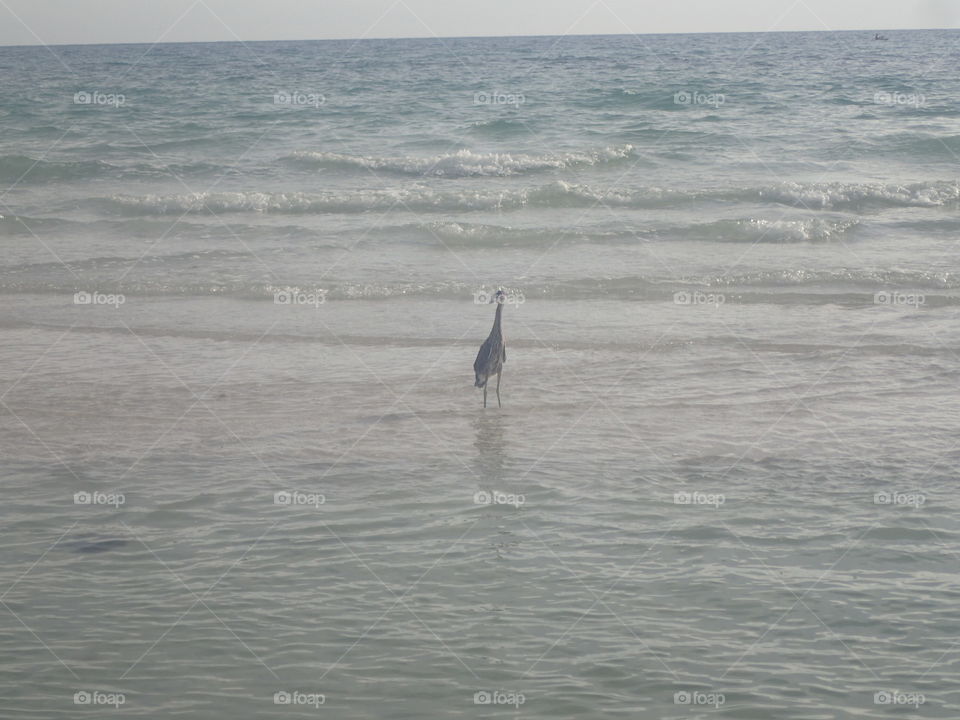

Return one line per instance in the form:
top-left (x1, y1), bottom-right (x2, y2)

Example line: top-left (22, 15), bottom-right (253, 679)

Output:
top-left (482, 380), bottom-right (488, 408)
top-left (496, 369), bottom-right (502, 408)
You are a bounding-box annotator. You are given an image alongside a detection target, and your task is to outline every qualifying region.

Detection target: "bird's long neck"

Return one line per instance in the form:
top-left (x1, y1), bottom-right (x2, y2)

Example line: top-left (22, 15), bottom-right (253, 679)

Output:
top-left (492, 301), bottom-right (503, 333)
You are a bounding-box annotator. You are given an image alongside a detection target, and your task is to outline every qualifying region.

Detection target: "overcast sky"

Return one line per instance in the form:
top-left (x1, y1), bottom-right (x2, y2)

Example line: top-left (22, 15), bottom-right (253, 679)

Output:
top-left (1, 0), bottom-right (958, 46)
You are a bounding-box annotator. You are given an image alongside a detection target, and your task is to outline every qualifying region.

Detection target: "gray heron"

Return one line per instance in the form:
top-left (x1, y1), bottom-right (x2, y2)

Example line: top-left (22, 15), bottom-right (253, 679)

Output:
top-left (473, 289), bottom-right (506, 408)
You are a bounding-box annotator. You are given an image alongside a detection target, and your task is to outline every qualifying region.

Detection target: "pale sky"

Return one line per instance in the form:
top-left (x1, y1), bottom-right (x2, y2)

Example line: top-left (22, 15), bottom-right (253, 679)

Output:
top-left (1, 0), bottom-right (958, 46)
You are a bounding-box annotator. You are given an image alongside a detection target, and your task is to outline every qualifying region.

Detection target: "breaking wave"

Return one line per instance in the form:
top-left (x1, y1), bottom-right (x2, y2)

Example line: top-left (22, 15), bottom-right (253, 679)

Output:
top-left (95, 180), bottom-right (960, 216)
top-left (284, 145), bottom-right (638, 177)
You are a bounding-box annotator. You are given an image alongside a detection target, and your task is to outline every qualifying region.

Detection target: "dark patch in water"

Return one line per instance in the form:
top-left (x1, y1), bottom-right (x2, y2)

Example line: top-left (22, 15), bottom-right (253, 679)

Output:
top-left (65, 536), bottom-right (129, 554)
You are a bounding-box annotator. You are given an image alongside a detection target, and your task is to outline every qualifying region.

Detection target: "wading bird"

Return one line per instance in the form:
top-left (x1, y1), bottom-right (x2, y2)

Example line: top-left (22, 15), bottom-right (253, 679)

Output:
top-left (474, 289), bottom-right (506, 408)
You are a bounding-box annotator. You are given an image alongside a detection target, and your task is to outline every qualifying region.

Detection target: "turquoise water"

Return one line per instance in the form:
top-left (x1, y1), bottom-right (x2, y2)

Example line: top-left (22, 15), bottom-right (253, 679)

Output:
top-left (2, 31), bottom-right (960, 718)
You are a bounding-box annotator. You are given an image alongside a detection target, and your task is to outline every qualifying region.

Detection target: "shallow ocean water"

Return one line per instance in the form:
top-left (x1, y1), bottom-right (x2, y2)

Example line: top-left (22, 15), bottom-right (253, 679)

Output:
top-left (2, 29), bottom-right (960, 718)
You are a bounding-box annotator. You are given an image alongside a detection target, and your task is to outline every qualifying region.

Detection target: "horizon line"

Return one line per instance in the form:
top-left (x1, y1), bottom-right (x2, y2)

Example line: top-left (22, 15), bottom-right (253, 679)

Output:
top-left (0, 26), bottom-right (955, 49)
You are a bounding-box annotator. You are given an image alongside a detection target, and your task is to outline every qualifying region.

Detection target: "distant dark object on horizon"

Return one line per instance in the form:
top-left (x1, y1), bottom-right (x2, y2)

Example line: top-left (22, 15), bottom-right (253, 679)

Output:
top-left (874, 33), bottom-right (889, 40)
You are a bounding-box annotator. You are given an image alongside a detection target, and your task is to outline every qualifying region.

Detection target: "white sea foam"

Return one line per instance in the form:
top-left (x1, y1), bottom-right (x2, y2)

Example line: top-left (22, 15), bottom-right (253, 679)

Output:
top-left (286, 145), bottom-right (637, 176)
top-left (758, 181), bottom-right (960, 209)
top-left (99, 180), bottom-right (958, 216)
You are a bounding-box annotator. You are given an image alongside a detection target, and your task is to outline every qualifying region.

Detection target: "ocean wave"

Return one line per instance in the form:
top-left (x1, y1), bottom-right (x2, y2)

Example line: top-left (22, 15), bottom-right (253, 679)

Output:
top-left (0, 155), bottom-right (114, 184)
top-left (5, 268), bottom-right (960, 302)
top-left (888, 133), bottom-right (960, 157)
top-left (97, 189), bottom-right (493, 215)
top-left (94, 182), bottom-right (683, 215)
top-left (467, 117), bottom-right (531, 137)
top-left (757, 180), bottom-right (960, 209)
top-left (604, 88), bottom-right (700, 110)
top-left (682, 218), bottom-right (859, 243)
top-left (0, 213), bottom-right (72, 235)
top-left (409, 221), bottom-right (640, 246)
top-left (403, 217), bottom-right (858, 245)
top-left (94, 179), bottom-right (960, 216)
top-left (5, 275), bottom-right (960, 307)
top-left (284, 145), bottom-right (637, 177)
top-left (0, 153), bottom-right (240, 185)
top-left (708, 268), bottom-right (960, 290)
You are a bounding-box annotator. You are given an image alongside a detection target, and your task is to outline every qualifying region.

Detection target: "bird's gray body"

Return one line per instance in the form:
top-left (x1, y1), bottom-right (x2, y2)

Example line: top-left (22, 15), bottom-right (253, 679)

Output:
top-left (474, 295), bottom-right (506, 407)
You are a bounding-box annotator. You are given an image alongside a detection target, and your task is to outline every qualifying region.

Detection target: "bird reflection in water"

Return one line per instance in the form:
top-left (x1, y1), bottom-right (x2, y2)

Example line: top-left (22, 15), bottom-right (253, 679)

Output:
top-left (473, 411), bottom-right (507, 485)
